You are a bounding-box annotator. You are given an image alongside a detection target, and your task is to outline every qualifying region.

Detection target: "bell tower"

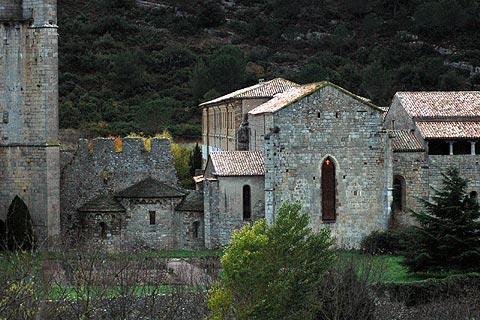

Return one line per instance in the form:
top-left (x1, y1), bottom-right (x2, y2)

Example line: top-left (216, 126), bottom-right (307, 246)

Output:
top-left (0, 0), bottom-right (60, 244)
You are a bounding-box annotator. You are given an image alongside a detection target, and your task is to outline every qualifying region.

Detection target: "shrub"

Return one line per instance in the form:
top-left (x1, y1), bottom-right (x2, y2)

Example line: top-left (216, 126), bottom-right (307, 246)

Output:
top-left (316, 256), bottom-right (377, 320)
top-left (208, 202), bottom-right (335, 319)
top-left (361, 228), bottom-right (417, 255)
top-left (375, 273), bottom-right (480, 307)
top-left (198, 1), bottom-right (225, 28)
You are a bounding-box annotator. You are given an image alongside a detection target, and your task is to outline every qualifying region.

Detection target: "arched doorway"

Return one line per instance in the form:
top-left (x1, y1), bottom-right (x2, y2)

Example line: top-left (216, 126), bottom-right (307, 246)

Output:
top-left (321, 157), bottom-right (336, 222)
top-left (393, 176), bottom-right (406, 212)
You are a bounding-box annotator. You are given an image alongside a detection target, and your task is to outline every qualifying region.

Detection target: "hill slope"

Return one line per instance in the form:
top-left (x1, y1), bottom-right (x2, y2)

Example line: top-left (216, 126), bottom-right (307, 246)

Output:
top-left (58, 0), bottom-right (480, 138)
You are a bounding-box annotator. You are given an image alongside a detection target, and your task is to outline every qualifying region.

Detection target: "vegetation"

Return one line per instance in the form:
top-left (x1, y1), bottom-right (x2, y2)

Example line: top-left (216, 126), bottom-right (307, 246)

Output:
top-left (58, 0), bottom-right (480, 138)
top-left (208, 202), bottom-right (335, 319)
top-left (403, 167), bottom-right (480, 272)
top-left (360, 227), bottom-right (417, 255)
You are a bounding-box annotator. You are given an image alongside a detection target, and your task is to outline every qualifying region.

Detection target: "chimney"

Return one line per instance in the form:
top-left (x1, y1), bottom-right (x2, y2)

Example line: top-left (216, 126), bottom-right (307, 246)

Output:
top-left (258, 78), bottom-right (265, 83)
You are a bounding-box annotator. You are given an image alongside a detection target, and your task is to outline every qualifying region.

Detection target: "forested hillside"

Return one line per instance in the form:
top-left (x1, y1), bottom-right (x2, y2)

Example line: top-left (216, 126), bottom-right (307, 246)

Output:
top-left (58, 0), bottom-right (480, 138)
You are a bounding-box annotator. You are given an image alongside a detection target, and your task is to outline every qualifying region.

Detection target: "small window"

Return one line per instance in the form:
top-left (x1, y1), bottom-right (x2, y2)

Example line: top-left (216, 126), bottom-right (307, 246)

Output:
top-left (192, 221), bottom-right (200, 239)
top-left (149, 211), bottom-right (156, 225)
top-left (99, 222), bottom-right (107, 239)
top-left (393, 176), bottom-right (406, 212)
top-left (243, 185), bottom-right (251, 220)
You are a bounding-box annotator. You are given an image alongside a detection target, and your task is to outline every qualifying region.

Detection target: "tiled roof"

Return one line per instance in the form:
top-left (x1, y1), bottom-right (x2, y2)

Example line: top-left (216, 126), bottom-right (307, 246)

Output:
top-left (249, 81), bottom-right (383, 115)
top-left (416, 121), bottom-right (480, 139)
top-left (396, 91), bottom-right (480, 118)
top-left (249, 83), bottom-right (323, 115)
top-left (117, 177), bottom-right (185, 198)
top-left (176, 191), bottom-right (204, 212)
top-left (78, 194), bottom-right (126, 213)
top-left (209, 151), bottom-right (265, 176)
top-left (199, 78), bottom-right (299, 107)
top-left (390, 130), bottom-right (424, 152)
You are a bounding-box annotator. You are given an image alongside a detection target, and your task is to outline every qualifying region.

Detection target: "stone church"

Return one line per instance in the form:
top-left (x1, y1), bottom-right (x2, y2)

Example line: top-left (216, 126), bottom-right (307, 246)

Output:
top-left (1, 1), bottom-right (479, 250)
top-left (201, 79), bottom-right (480, 248)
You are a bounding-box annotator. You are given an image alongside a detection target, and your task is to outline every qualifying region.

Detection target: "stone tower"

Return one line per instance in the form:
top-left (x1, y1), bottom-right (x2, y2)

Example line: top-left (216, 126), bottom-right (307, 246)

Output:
top-left (0, 0), bottom-right (60, 244)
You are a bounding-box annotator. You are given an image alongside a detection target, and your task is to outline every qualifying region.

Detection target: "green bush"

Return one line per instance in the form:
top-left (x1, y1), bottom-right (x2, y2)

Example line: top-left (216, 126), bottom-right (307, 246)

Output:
top-left (361, 228), bottom-right (417, 255)
top-left (376, 273), bottom-right (480, 307)
top-left (208, 202), bottom-right (335, 319)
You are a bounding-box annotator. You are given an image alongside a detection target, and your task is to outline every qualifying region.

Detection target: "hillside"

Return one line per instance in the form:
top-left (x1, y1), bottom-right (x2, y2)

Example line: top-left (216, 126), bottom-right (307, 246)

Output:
top-left (58, 0), bottom-right (480, 138)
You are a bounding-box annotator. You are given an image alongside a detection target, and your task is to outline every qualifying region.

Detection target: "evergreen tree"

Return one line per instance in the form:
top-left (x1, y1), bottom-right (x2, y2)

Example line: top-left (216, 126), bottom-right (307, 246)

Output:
top-left (6, 196), bottom-right (34, 251)
top-left (189, 143), bottom-right (203, 177)
top-left (404, 167), bottom-right (480, 272)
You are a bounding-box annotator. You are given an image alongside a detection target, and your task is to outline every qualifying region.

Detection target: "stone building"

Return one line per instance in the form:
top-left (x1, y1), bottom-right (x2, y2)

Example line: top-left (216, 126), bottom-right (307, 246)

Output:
top-left (200, 79), bottom-right (480, 249)
top-left (203, 151), bottom-right (265, 248)
top-left (0, 0), bottom-right (60, 243)
top-left (200, 78), bottom-right (298, 160)
top-left (385, 91), bottom-right (480, 226)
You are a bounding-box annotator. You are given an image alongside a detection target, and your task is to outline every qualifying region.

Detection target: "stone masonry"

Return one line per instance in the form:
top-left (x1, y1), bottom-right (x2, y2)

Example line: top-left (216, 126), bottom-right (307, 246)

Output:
top-left (0, 0), bottom-right (60, 243)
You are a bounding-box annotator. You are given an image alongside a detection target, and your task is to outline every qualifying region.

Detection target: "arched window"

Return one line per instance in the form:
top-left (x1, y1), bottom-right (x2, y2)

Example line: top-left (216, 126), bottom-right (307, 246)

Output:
top-left (393, 176), bottom-right (406, 212)
top-left (192, 221), bottom-right (200, 239)
top-left (99, 222), bottom-right (107, 239)
top-left (243, 185), bottom-right (251, 220)
top-left (321, 157), bottom-right (336, 222)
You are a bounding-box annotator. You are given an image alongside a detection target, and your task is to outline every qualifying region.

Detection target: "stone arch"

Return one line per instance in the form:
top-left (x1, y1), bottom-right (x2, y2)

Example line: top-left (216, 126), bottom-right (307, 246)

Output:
top-left (393, 175), bottom-right (406, 212)
top-left (6, 196), bottom-right (34, 250)
top-left (321, 156), bottom-right (336, 222)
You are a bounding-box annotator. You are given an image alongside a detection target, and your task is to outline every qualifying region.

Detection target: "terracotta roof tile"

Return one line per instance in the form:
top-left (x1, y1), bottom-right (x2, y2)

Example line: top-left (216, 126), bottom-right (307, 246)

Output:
top-left (416, 121), bottom-right (480, 139)
top-left (396, 91), bottom-right (480, 118)
top-left (390, 130), bottom-right (424, 152)
top-left (209, 151), bottom-right (265, 176)
top-left (78, 194), bottom-right (125, 213)
top-left (117, 177), bottom-right (185, 198)
top-left (199, 78), bottom-right (299, 107)
top-left (249, 81), bottom-right (383, 115)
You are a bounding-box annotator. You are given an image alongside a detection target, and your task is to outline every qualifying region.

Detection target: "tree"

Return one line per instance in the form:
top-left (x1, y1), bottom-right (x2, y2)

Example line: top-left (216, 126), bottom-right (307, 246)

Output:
top-left (189, 143), bottom-right (203, 176)
top-left (208, 202), bottom-right (335, 319)
top-left (6, 196), bottom-right (34, 251)
top-left (403, 167), bottom-right (480, 272)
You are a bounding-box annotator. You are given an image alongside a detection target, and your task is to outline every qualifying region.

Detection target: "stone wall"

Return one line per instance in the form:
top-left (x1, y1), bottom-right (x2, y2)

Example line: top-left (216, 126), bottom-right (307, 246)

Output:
top-left (265, 85), bottom-right (392, 248)
top-left (428, 155), bottom-right (480, 197)
top-left (120, 198), bottom-right (183, 249)
top-left (0, 0), bottom-right (59, 243)
top-left (60, 138), bottom-right (178, 236)
top-left (392, 151), bottom-right (429, 226)
top-left (204, 174), bottom-right (265, 248)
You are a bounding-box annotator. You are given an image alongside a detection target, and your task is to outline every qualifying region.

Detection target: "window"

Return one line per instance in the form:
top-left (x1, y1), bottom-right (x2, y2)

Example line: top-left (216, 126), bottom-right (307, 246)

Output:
top-left (393, 176), bottom-right (406, 212)
top-left (428, 140), bottom-right (450, 155)
top-left (243, 185), bottom-right (251, 220)
top-left (192, 221), bottom-right (200, 239)
top-left (321, 157), bottom-right (336, 222)
top-left (99, 222), bottom-right (107, 239)
top-left (149, 211), bottom-right (156, 225)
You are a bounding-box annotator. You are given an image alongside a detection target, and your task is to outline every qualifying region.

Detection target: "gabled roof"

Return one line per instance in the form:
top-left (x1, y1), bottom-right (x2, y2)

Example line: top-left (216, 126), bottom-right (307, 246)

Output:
top-left (390, 130), bottom-right (424, 152)
top-left (176, 191), bottom-right (204, 212)
top-left (78, 194), bottom-right (126, 213)
top-left (249, 81), bottom-right (383, 115)
top-left (416, 121), bottom-right (480, 139)
top-left (199, 78), bottom-right (299, 107)
top-left (116, 177), bottom-right (185, 198)
top-left (208, 151), bottom-right (265, 176)
top-left (395, 91), bottom-right (480, 118)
